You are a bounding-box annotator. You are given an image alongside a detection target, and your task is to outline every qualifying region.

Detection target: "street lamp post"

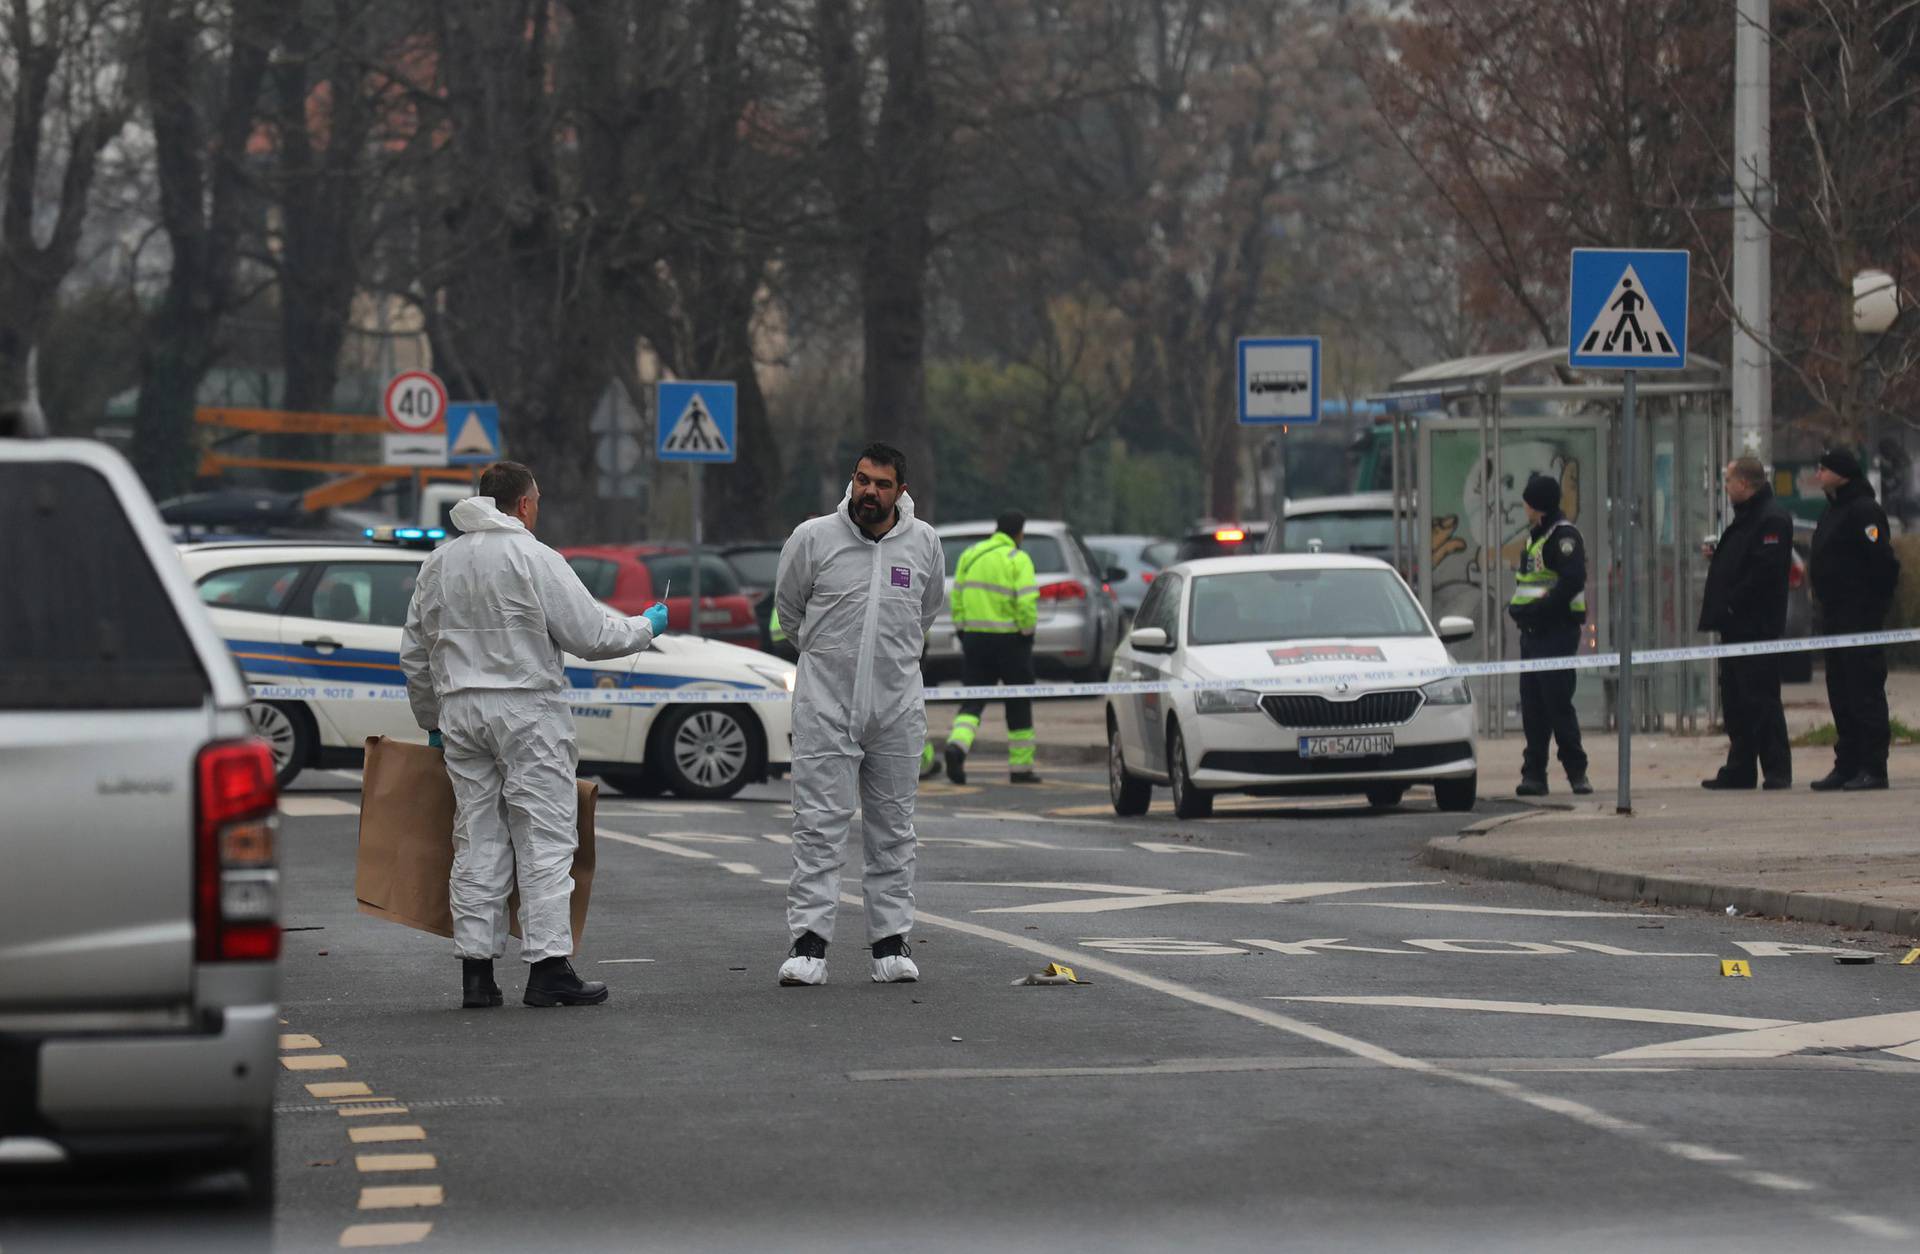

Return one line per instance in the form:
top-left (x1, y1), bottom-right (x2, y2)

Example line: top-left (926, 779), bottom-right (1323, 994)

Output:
top-left (1854, 269), bottom-right (1900, 496)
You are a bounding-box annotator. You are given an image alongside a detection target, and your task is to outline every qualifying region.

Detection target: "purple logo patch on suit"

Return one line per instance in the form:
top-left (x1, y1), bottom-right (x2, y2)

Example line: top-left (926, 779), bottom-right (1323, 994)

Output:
top-left (891, 566), bottom-right (912, 588)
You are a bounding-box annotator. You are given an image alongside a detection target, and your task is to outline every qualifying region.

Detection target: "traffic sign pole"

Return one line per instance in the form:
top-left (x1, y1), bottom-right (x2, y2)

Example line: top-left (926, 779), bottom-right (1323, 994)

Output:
top-left (1618, 370), bottom-right (1637, 815)
top-left (690, 465), bottom-right (704, 640)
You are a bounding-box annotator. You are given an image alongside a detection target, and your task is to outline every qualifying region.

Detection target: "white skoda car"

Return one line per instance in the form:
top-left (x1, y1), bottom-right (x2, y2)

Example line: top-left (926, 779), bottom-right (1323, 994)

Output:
top-left (1105, 554), bottom-right (1477, 817)
top-left (179, 539), bottom-right (794, 798)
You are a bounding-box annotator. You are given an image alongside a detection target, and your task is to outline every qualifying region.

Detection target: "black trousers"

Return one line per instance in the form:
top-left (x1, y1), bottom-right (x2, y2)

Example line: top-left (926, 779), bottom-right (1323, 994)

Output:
top-left (1718, 651), bottom-right (1791, 783)
top-left (1825, 643), bottom-right (1890, 776)
top-left (957, 631), bottom-right (1035, 733)
top-left (1518, 622), bottom-right (1586, 780)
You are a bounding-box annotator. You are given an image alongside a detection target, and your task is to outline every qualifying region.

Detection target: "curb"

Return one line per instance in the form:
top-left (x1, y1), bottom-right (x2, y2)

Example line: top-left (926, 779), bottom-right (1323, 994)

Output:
top-left (1424, 831), bottom-right (1920, 941)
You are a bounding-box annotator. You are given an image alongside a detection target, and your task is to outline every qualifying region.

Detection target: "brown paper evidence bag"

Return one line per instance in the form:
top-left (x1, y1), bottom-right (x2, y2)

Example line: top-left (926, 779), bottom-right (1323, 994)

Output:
top-left (352, 736), bottom-right (597, 942)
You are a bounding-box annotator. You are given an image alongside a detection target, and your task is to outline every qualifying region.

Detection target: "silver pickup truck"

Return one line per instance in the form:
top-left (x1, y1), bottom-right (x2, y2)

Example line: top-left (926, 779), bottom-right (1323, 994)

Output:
top-left (0, 440), bottom-right (280, 1209)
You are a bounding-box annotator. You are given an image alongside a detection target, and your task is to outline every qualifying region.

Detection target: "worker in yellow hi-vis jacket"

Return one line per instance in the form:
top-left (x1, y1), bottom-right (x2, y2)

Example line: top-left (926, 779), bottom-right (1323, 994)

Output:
top-left (931, 510), bottom-right (1042, 785)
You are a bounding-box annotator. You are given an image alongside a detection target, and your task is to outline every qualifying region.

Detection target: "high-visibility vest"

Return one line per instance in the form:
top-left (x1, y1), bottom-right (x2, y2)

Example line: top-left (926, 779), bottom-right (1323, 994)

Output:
top-left (1511, 520), bottom-right (1586, 614)
top-left (952, 532), bottom-right (1039, 633)
top-left (769, 608), bottom-right (785, 643)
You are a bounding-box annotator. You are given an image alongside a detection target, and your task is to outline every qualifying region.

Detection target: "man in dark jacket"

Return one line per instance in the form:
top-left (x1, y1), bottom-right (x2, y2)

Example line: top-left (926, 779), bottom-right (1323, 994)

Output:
top-left (1698, 457), bottom-right (1793, 790)
top-left (1808, 447), bottom-right (1901, 791)
top-left (1508, 472), bottom-right (1591, 797)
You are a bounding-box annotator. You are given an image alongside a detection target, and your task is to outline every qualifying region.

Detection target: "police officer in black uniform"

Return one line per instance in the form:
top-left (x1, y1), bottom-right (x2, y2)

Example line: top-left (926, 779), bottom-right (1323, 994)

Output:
top-left (1508, 472), bottom-right (1592, 797)
top-left (1808, 447), bottom-right (1901, 791)
top-left (1698, 456), bottom-right (1793, 790)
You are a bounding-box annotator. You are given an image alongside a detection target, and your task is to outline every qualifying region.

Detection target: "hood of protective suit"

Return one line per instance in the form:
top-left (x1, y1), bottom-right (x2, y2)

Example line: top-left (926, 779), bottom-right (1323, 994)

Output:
top-left (449, 496), bottom-right (525, 534)
top-left (773, 484), bottom-right (945, 748)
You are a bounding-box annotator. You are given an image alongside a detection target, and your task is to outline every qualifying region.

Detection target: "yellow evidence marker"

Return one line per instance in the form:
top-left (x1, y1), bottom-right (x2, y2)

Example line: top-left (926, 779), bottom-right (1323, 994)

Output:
top-left (1720, 959), bottom-right (1753, 978)
top-left (1900, 948), bottom-right (1920, 966)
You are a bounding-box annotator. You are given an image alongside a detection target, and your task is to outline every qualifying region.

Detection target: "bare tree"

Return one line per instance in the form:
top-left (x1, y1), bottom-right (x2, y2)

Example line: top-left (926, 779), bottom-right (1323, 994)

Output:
top-left (130, 0), bottom-right (277, 497)
top-left (0, 0), bottom-right (128, 434)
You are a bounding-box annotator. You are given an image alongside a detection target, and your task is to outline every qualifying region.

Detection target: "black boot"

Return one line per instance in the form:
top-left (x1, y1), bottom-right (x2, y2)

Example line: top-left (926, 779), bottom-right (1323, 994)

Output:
top-left (1515, 776), bottom-right (1548, 797)
top-left (1842, 770), bottom-right (1890, 791)
top-left (1809, 768), bottom-right (1852, 792)
top-left (523, 956), bottom-right (609, 1008)
top-left (944, 741), bottom-right (968, 785)
top-left (1568, 774), bottom-right (1593, 796)
top-left (462, 958), bottom-right (502, 1009)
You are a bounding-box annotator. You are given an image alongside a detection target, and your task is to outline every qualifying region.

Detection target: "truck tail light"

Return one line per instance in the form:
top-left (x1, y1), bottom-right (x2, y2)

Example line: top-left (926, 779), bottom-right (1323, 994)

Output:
top-left (195, 740), bottom-right (281, 962)
top-left (1038, 581), bottom-right (1087, 601)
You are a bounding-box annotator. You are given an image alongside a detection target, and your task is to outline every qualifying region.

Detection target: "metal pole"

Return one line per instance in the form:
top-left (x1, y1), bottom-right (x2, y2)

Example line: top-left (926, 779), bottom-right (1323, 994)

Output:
top-left (1617, 371), bottom-right (1638, 814)
top-left (690, 463), bottom-right (704, 639)
top-left (1733, 0), bottom-right (1772, 461)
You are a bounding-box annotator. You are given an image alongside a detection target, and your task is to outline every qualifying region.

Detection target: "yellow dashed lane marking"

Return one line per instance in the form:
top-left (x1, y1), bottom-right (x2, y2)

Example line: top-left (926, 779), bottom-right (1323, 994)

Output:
top-left (349, 1125), bottom-right (427, 1144)
top-left (282, 1053), bottom-right (349, 1071)
top-left (356, 1153), bottom-right (437, 1173)
top-left (280, 1033), bottom-right (322, 1050)
top-left (339, 1221), bottom-right (434, 1246)
top-left (307, 1082), bottom-right (373, 1099)
top-left (338, 1104), bottom-right (410, 1118)
top-left (358, 1185), bottom-right (444, 1210)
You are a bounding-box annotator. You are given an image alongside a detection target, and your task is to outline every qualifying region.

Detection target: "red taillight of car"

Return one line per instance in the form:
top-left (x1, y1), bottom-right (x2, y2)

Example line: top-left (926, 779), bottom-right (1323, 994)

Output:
top-left (195, 740), bottom-right (281, 963)
top-left (1038, 581), bottom-right (1087, 601)
top-left (1140, 571), bottom-right (1155, 584)
top-left (1788, 559), bottom-right (1805, 590)
top-left (1102, 583), bottom-right (1116, 601)
top-left (1214, 528), bottom-right (1246, 543)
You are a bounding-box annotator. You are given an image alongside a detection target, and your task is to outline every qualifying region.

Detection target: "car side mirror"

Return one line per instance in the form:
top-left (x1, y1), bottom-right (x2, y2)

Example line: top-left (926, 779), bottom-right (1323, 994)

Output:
top-left (1437, 615), bottom-right (1476, 644)
top-left (1129, 626), bottom-right (1172, 651)
top-left (1107, 566), bottom-right (1128, 583)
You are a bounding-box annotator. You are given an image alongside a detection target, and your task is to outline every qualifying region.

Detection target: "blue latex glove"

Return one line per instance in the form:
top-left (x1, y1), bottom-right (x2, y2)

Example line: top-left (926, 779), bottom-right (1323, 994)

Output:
top-left (642, 602), bottom-right (669, 634)
top-left (427, 730), bottom-right (443, 749)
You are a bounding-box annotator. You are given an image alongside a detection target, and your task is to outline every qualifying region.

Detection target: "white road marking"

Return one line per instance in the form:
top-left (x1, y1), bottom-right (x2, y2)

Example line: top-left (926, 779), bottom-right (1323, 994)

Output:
top-left (1132, 841), bottom-right (1245, 857)
top-left (970, 880), bottom-right (1441, 915)
top-left (597, 959), bottom-right (656, 964)
top-left (618, 802), bottom-right (742, 815)
top-left (1604, 1011), bottom-right (1920, 1061)
top-left (600, 836), bottom-right (1910, 1241)
top-left (1826, 1213), bottom-right (1918, 1240)
top-left (1080, 937), bottom-right (1250, 956)
top-left (1556, 941), bottom-right (1717, 957)
top-left (759, 833), bottom-right (792, 844)
top-left (1270, 996), bottom-right (1796, 1032)
top-left (1738, 1171), bottom-right (1818, 1193)
top-left (720, 862), bottom-right (761, 876)
top-left (1348, 902), bottom-right (1661, 919)
top-left (1662, 1142), bottom-right (1746, 1165)
top-left (1241, 937), bottom-right (1420, 956)
top-left (627, 831), bottom-right (757, 846)
top-left (598, 831), bottom-right (713, 860)
top-left (279, 796), bottom-right (360, 818)
top-left (1732, 941), bottom-right (1858, 958)
top-left (1403, 939), bottom-right (1572, 955)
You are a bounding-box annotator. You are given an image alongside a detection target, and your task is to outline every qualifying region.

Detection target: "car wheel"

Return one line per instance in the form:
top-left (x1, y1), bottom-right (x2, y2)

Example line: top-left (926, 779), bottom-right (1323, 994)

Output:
top-left (601, 768), bottom-right (666, 798)
top-left (654, 705), bottom-right (760, 800)
top-left (1108, 716), bottom-right (1152, 816)
top-left (247, 700), bottom-right (313, 789)
top-left (1167, 722), bottom-right (1212, 819)
top-left (1365, 784), bottom-right (1406, 809)
top-left (1434, 773), bottom-right (1478, 813)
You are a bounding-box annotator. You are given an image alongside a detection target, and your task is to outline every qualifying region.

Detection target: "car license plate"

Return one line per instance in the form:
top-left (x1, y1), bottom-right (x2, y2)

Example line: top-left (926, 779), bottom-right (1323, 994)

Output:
top-left (1298, 733), bottom-right (1393, 759)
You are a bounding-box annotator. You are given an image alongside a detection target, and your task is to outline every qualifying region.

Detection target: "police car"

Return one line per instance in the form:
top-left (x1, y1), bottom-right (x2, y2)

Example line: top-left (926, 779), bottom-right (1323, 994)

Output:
top-left (1105, 553), bottom-right (1479, 817)
top-left (179, 533), bottom-right (794, 798)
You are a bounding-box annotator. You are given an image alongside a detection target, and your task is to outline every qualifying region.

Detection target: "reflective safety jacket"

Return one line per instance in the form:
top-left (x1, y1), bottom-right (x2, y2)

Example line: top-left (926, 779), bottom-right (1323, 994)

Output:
top-left (1510, 517), bottom-right (1586, 621)
top-left (952, 532), bottom-right (1039, 634)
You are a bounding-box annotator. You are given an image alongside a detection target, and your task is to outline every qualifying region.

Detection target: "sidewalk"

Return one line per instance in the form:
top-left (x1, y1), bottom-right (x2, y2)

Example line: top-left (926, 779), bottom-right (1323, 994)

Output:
top-left (933, 670), bottom-right (1920, 940)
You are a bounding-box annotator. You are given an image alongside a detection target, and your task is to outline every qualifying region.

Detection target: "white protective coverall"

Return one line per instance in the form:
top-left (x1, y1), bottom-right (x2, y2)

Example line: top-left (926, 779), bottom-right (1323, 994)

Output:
top-left (775, 487), bottom-right (945, 943)
top-left (400, 496), bottom-right (656, 963)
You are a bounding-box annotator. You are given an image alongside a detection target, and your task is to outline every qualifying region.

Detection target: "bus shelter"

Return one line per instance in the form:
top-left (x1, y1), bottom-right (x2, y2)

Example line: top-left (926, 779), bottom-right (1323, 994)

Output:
top-left (1369, 347), bottom-right (1732, 737)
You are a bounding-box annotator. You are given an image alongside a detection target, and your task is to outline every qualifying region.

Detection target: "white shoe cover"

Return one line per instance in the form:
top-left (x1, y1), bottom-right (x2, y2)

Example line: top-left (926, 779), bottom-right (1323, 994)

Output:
top-left (778, 955), bottom-right (827, 986)
top-left (871, 954), bottom-right (920, 983)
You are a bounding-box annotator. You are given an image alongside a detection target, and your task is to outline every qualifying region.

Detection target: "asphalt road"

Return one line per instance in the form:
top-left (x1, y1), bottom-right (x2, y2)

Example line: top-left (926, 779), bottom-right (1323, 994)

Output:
top-left (9, 766), bottom-right (1919, 1253)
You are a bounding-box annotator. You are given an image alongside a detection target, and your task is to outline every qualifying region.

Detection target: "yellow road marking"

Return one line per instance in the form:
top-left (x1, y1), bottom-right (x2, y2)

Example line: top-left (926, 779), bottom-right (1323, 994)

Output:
top-left (282, 1054), bottom-right (349, 1071)
top-left (338, 1105), bottom-right (410, 1118)
top-left (356, 1153), bottom-right (436, 1173)
top-left (307, 1081), bottom-right (372, 1099)
top-left (358, 1185), bottom-right (444, 1210)
top-left (349, 1125), bottom-right (426, 1144)
top-left (338, 1221), bottom-right (433, 1246)
top-left (280, 1033), bottom-right (322, 1050)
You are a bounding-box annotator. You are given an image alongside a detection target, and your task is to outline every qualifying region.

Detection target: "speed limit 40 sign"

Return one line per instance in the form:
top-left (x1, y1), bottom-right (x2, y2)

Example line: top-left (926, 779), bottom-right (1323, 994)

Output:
top-left (384, 370), bottom-right (449, 434)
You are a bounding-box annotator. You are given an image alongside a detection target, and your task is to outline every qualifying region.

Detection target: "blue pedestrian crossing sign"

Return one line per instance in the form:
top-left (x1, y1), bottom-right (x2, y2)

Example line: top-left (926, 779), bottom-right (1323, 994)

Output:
top-left (1568, 249), bottom-right (1689, 370)
top-left (656, 380), bottom-right (737, 464)
top-left (445, 402), bottom-right (503, 466)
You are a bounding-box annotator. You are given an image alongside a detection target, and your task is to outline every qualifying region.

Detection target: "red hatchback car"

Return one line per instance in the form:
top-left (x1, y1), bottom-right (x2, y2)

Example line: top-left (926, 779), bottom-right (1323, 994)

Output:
top-left (559, 545), bottom-right (763, 649)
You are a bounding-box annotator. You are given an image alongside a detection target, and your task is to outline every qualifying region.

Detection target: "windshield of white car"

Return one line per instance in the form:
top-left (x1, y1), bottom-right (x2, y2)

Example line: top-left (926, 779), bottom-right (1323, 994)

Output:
top-left (1282, 511), bottom-right (1394, 555)
top-left (1187, 567), bottom-right (1428, 646)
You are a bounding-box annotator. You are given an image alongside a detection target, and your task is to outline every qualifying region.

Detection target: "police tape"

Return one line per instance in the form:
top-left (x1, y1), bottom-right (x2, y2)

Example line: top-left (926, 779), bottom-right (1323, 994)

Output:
top-left (245, 626), bottom-right (1920, 708)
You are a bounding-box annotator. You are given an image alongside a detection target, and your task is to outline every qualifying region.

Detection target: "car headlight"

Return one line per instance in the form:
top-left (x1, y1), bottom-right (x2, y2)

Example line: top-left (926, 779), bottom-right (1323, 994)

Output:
top-left (1422, 677), bottom-right (1472, 705)
top-left (1194, 687), bottom-right (1264, 714)
top-left (749, 664), bottom-right (796, 692)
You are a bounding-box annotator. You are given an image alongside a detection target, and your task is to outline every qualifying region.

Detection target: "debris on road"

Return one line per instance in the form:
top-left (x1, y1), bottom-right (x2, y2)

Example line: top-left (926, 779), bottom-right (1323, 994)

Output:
top-left (1835, 953), bottom-right (1878, 965)
top-left (1011, 962), bottom-right (1087, 986)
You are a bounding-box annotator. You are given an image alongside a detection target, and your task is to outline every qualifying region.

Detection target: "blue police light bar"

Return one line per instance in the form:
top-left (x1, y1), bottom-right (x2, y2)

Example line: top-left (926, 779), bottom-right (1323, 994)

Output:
top-left (396, 528), bottom-right (425, 540)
